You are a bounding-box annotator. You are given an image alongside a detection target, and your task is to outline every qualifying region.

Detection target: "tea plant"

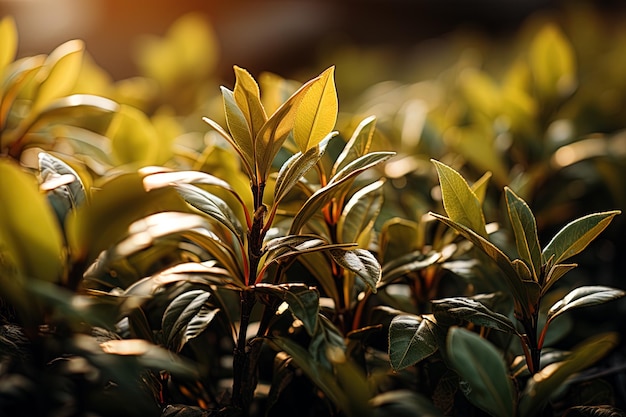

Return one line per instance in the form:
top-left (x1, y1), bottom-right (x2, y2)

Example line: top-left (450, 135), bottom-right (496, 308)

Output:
top-left (389, 159), bottom-right (624, 416)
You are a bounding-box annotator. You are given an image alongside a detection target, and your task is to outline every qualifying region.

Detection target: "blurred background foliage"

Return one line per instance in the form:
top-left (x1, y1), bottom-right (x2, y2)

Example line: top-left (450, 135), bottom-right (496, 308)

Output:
top-left (2, 0), bottom-right (626, 415)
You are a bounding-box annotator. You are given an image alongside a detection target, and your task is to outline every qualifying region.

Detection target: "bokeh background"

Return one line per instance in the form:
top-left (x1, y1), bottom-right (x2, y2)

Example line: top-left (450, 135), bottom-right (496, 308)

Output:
top-left (3, 0), bottom-right (625, 83)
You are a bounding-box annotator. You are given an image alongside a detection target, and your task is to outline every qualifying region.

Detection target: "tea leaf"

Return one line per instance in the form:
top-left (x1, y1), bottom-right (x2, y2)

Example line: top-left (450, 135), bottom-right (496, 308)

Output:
top-left (222, 87), bottom-right (255, 174)
top-left (447, 327), bottom-right (516, 417)
top-left (505, 187), bottom-right (541, 281)
top-left (429, 212), bottom-right (540, 318)
top-left (271, 337), bottom-right (350, 414)
top-left (32, 40), bottom-right (85, 113)
top-left (471, 171), bottom-right (492, 205)
top-left (108, 104), bottom-right (161, 165)
top-left (379, 218), bottom-right (423, 265)
top-left (294, 66), bottom-right (338, 151)
top-left (233, 66), bottom-right (267, 139)
top-left (255, 76), bottom-right (315, 183)
top-left (333, 115), bottom-right (376, 176)
top-left (0, 16), bottom-right (17, 74)
top-left (519, 333), bottom-right (618, 417)
top-left (203, 116), bottom-right (255, 180)
top-left (289, 152), bottom-right (393, 234)
top-left (39, 152), bottom-right (86, 223)
top-left (0, 160), bottom-right (64, 283)
top-left (329, 248), bottom-right (381, 292)
top-left (546, 286), bottom-right (625, 323)
top-left (162, 289), bottom-right (215, 352)
top-left (529, 24), bottom-right (576, 99)
top-left (432, 159), bottom-right (487, 238)
top-left (542, 210), bottom-right (620, 266)
top-left (255, 283), bottom-right (320, 336)
top-left (273, 134), bottom-right (332, 206)
top-left (432, 297), bottom-right (518, 335)
top-left (380, 251), bottom-right (441, 287)
top-left (174, 183), bottom-right (245, 244)
top-left (389, 315), bottom-right (439, 371)
top-left (542, 263), bottom-right (577, 295)
top-left (338, 179), bottom-right (384, 244)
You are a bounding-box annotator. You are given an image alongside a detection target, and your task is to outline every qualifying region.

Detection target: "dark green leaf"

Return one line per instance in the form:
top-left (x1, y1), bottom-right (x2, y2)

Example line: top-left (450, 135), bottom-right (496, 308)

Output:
top-left (380, 251), bottom-right (441, 287)
top-left (542, 263), bottom-right (577, 295)
top-left (273, 135), bottom-right (332, 206)
top-left (429, 212), bottom-right (540, 319)
top-left (379, 218), bottom-right (422, 264)
top-left (519, 332), bottom-right (619, 417)
top-left (431, 159), bottom-right (487, 238)
top-left (222, 86), bottom-right (255, 175)
top-left (542, 211), bottom-right (620, 266)
top-left (447, 327), bottom-right (516, 417)
top-left (371, 390), bottom-right (444, 417)
top-left (546, 286), bottom-right (625, 323)
top-left (329, 248), bottom-right (381, 293)
top-left (432, 297), bottom-right (518, 335)
top-left (332, 115), bottom-right (376, 176)
top-left (175, 183), bottom-right (245, 244)
top-left (254, 283), bottom-right (320, 336)
top-left (289, 152), bottom-right (393, 234)
top-left (308, 315), bottom-right (346, 369)
top-left (162, 289), bottom-right (213, 352)
top-left (271, 336), bottom-right (351, 415)
top-left (338, 179), bottom-right (384, 244)
top-left (505, 187), bottom-right (541, 281)
top-left (389, 315), bottom-right (439, 371)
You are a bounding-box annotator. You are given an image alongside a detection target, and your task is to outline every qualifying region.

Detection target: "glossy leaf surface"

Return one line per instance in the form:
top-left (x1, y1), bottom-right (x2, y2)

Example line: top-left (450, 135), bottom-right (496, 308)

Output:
top-left (447, 327), bottom-right (516, 417)
top-left (505, 187), bottom-right (541, 281)
top-left (389, 315), bottom-right (439, 371)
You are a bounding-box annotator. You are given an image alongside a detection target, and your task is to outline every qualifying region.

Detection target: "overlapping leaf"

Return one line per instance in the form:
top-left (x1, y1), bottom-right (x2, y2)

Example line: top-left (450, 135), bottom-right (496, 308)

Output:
top-left (338, 179), bottom-right (384, 244)
top-left (546, 286), bottom-right (625, 323)
top-left (329, 248), bottom-right (381, 293)
top-left (254, 283), bottom-right (320, 336)
top-left (389, 314), bottom-right (439, 371)
top-left (432, 297), bottom-right (518, 335)
top-left (447, 327), bottom-right (516, 417)
top-left (505, 187), bottom-right (541, 281)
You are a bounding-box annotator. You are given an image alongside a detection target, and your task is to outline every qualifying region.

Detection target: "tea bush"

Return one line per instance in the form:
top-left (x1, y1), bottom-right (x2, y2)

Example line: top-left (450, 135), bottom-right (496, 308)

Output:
top-left (1, 4), bottom-right (625, 417)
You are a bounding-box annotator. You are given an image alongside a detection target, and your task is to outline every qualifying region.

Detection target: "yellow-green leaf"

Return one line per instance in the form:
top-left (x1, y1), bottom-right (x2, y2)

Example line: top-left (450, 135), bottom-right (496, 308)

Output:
top-left (0, 160), bottom-right (64, 283)
top-left (233, 66), bottom-right (267, 139)
top-left (294, 66), bottom-right (338, 152)
top-left (505, 187), bottom-right (541, 281)
top-left (32, 39), bottom-right (85, 113)
top-left (432, 159), bottom-right (487, 238)
top-left (0, 16), bottom-right (17, 74)
top-left (529, 24), bottom-right (577, 100)
top-left (108, 105), bottom-right (160, 166)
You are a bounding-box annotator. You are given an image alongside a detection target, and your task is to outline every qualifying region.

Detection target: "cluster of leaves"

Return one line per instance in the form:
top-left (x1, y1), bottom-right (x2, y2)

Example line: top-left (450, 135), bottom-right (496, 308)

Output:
top-left (1, 5), bottom-right (626, 417)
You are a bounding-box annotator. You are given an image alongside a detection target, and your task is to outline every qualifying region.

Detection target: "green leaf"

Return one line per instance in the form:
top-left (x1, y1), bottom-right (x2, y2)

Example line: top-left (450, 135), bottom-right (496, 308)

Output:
top-left (471, 171), bottom-right (492, 205)
top-left (431, 159), bottom-right (487, 238)
top-left (0, 16), bottom-right (17, 74)
top-left (254, 283), bottom-right (320, 336)
top-left (202, 116), bottom-right (255, 180)
top-left (289, 152), bottom-right (393, 234)
top-left (174, 183), bottom-right (245, 244)
top-left (263, 234), bottom-right (328, 264)
top-left (447, 327), bottom-right (516, 417)
top-left (67, 171), bottom-right (186, 265)
top-left (39, 152), bottom-right (86, 223)
top-left (273, 134), bottom-right (332, 206)
top-left (294, 66), bottom-right (338, 151)
top-left (542, 263), bottom-right (577, 295)
top-left (108, 104), bottom-right (162, 165)
top-left (371, 390), bottom-right (445, 417)
top-left (329, 248), bottom-right (381, 293)
top-left (332, 115), bottom-right (376, 176)
top-left (255, 75), bottom-right (316, 183)
top-left (542, 210), bottom-right (620, 266)
top-left (308, 315), bottom-right (346, 369)
top-left (0, 160), bottom-right (64, 283)
top-left (380, 251), bottom-right (441, 288)
top-left (546, 286), bottom-right (625, 323)
top-left (222, 86), bottom-right (255, 172)
top-left (338, 179), bottom-right (384, 244)
top-left (432, 297), bottom-right (518, 335)
top-left (32, 39), bottom-right (85, 113)
top-left (233, 66), bottom-right (267, 139)
top-left (388, 315), bottom-right (439, 371)
top-left (505, 187), bottom-right (541, 281)
top-left (379, 218), bottom-right (422, 264)
top-left (162, 289), bottom-right (216, 352)
top-left (529, 24), bottom-right (576, 99)
top-left (519, 333), bottom-right (619, 417)
top-left (296, 250), bottom-right (337, 304)
top-left (430, 212), bottom-right (540, 319)
top-left (271, 336), bottom-right (352, 415)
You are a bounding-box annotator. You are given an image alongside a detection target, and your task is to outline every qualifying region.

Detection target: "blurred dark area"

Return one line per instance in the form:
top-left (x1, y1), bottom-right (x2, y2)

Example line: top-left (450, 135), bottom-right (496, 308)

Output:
top-left (2, 0), bottom-right (626, 83)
